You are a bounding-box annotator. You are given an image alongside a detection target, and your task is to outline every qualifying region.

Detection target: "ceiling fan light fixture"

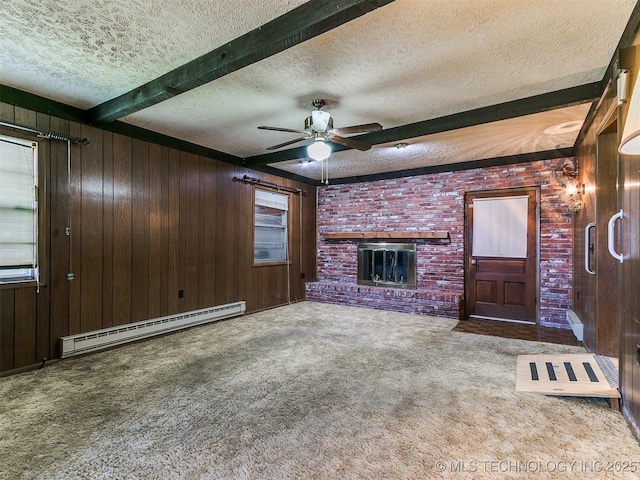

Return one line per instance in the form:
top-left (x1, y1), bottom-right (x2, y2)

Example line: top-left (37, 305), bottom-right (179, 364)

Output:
top-left (307, 139), bottom-right (331, 161)
top-left (311, 110), bottom-right (332, 132)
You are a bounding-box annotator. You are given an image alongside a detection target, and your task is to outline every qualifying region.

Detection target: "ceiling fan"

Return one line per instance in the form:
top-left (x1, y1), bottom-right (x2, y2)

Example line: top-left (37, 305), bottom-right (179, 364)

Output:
top-left (258, 99), bottom-right (382, 161)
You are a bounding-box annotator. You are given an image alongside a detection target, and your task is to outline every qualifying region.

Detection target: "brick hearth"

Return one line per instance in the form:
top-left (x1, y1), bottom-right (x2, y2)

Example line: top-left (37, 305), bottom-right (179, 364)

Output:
top-left (306, 281), bottom-right (462, 318)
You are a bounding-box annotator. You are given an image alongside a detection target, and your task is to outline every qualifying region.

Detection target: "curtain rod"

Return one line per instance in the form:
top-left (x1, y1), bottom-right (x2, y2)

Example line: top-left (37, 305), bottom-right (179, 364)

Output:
top-left (233, 175), bottom-right (305, 196)
top-left (0, 120), bottom-right (89, 144)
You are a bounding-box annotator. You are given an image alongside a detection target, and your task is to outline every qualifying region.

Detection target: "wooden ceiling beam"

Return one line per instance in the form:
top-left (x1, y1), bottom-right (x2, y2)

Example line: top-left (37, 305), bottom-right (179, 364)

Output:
top-left (327, 147), bottom-right (575, 185)
top-left (243, 82), bottom-right (602, 166)
top-left (87, 0), bottom-right (395, 124)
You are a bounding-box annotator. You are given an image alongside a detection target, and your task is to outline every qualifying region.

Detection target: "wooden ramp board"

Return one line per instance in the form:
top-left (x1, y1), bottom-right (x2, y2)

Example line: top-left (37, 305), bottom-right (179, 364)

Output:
top-left (516, 354), bottom-right (620, 407)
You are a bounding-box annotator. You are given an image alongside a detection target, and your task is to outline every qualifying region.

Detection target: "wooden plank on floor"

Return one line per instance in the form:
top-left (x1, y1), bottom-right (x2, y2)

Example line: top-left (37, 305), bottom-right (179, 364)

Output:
top-left (516, 353), bottom-right (620, 399)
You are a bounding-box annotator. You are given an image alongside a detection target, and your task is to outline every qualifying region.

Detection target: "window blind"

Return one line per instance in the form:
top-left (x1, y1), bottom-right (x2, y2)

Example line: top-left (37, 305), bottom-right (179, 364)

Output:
top-left (255, 189), bottom-right (289, 211)
top-left (0, 135), bottom-right (37, 279)
top-left (472, 195), bottom-right (528, 258)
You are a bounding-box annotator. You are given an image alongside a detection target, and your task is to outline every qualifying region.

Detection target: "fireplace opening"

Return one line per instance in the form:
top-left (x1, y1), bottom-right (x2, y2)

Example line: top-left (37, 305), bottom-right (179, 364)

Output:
top-left (357, 242), bottom-right (417, 289)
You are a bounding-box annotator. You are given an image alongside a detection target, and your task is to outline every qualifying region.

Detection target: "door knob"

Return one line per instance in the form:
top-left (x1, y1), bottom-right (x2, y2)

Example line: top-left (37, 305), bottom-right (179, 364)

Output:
top-left (471, 259), bottom-right (477, 265)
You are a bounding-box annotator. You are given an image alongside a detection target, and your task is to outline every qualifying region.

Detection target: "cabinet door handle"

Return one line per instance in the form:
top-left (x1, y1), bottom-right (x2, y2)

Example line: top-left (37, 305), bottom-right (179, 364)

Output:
top-left (607, 209), bottom-right (624, 263)
top-left (584, 222), bottom-right (596, 275)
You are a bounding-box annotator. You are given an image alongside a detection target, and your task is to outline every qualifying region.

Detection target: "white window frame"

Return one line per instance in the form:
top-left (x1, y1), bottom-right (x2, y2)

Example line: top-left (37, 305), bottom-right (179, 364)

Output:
top-left (253, 188), bottom-right (289, 265)
top-left (0, 134), bottom-right (38, 284)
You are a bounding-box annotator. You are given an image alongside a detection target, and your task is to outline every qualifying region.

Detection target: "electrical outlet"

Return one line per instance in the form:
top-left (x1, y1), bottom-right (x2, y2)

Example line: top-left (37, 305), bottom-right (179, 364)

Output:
top-left (178, 289), bottom-right (184, 298)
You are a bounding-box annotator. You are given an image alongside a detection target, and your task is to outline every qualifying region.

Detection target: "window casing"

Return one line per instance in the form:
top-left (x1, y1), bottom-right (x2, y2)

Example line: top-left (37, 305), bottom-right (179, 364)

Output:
top-left (0, 134), bottom-right (38, 283)
top-left (254, 189), bottom-right (288, 264)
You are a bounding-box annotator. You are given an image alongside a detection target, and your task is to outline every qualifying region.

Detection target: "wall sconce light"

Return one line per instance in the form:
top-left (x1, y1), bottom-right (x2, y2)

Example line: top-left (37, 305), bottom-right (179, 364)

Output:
top-left (618, 69), bottom-right (630, 106)
top-left (556, 158), bottom-right (582, 214)
top-left (564, 179), bottom-right (585, 214)
top-left (620, 70), bottom-right (640, 155)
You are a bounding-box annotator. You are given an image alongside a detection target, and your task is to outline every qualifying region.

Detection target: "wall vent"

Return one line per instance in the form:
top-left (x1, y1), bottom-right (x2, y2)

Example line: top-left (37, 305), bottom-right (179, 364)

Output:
top-left (60, 301), bottom-right (246, 358)
top-left (566, 309), bottom-right (584, 342)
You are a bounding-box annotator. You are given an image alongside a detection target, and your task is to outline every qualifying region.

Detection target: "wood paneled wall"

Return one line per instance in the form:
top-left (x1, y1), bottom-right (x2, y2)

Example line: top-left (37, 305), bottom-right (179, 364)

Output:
top-left (619, 42), bottom-right (640, 439)
top-left (573, 40), bottom-right (640, 436)
top-left (572, 83), bottom-right (620, 357)
top-left (0, 102), bottom-right (317, 374)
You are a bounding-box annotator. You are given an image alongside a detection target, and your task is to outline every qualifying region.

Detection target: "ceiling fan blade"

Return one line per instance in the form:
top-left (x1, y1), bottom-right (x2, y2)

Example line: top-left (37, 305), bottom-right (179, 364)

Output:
top-left (258, 126), bottom-right (308, 135)
top-left (331, 123), bottom-right (382, 136)
top-left (329, 135), bottom-right (372, 151)
top-left (265, 137), bottom-right (309, 150)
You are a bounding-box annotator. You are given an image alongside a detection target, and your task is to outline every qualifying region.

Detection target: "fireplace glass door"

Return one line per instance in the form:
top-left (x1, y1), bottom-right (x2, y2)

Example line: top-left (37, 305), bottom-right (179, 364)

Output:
top-left (357, 243), bottom-right (416, 289)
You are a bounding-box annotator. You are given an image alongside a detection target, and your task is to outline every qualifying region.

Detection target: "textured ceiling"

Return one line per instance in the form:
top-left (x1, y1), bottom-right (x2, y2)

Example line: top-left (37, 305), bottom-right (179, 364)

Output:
top-left (1, 0), bottom-right (638, 183)
top-left (1, 0), bottom-right (309, 107)
top-left (273, 104), bottom-right (592, 181)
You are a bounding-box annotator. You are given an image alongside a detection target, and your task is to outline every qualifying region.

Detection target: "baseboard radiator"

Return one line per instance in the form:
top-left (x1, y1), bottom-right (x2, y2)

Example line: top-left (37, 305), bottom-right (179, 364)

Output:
top-left (566, 309), bottom-right (584, 342)
top-left (60, 301), bottom-right (246, 358)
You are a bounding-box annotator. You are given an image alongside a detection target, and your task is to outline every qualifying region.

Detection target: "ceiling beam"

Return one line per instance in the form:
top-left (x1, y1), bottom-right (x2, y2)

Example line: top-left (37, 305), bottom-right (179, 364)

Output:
top-left (104, 121), bottom-right (244, 166)
top-left (601, 0), bottom-right (640, 90)
top-left (325, 147), bottom-right (575, 185)
top-left (574, 0), bottom-right (640, 150)
top-left (86, 0), bottom-right (395, 124)
top-left (243, 81), bottom-right (602, 166)
top-left (249, 164), bottom-right (320, 186)
top-left (0, 84), bottom-right (88, 124)
top-left (0, 83), bottom-right (245, 165)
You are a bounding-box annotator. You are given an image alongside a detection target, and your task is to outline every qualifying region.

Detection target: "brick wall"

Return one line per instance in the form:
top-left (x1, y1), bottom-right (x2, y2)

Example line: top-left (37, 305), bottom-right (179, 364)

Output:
top-left (306, 158), bottom-right (573, 327)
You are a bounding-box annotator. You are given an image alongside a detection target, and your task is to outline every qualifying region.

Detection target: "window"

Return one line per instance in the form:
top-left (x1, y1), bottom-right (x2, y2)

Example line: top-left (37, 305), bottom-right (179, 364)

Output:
top-left (254, 189), bottom-right (288, 264)
top-left (0, 134), bottom-right (38, 283)
top-left (472, 195), bottom-right (528, 258)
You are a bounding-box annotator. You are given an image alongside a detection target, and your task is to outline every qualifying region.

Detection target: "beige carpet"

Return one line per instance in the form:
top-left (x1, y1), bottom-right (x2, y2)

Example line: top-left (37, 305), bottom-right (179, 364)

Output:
top-left (1, 302), bottom-right (639, 479)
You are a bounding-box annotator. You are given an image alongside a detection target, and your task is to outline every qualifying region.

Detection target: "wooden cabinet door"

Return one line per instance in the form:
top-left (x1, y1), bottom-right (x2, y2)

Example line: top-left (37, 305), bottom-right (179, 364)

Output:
top-left (573, 133), bottom-right (598, 348)
top-left (595, 126), bottom-right (621, 357)
top-left (620, 153), bottom-right (640, 428)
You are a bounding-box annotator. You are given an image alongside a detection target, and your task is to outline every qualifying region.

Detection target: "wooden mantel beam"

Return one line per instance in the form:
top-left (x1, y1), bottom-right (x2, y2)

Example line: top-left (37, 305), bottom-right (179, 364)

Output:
top-left (322, 231), bottom-right (450, 241)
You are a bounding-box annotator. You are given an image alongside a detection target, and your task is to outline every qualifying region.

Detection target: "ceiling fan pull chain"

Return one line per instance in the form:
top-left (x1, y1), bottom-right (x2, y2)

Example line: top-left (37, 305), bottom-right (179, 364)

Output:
top-left (325, 157), bottom-right (329, 185)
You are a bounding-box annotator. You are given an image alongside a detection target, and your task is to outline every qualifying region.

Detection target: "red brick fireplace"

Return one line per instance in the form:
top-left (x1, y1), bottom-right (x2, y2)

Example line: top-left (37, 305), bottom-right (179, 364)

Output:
top-left (306, 158), bottom-right (573, 327)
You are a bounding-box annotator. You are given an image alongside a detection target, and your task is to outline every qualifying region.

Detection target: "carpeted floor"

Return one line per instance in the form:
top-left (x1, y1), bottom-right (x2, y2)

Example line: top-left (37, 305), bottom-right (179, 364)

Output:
top-left (1, 302), bottom-right (639, 479)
